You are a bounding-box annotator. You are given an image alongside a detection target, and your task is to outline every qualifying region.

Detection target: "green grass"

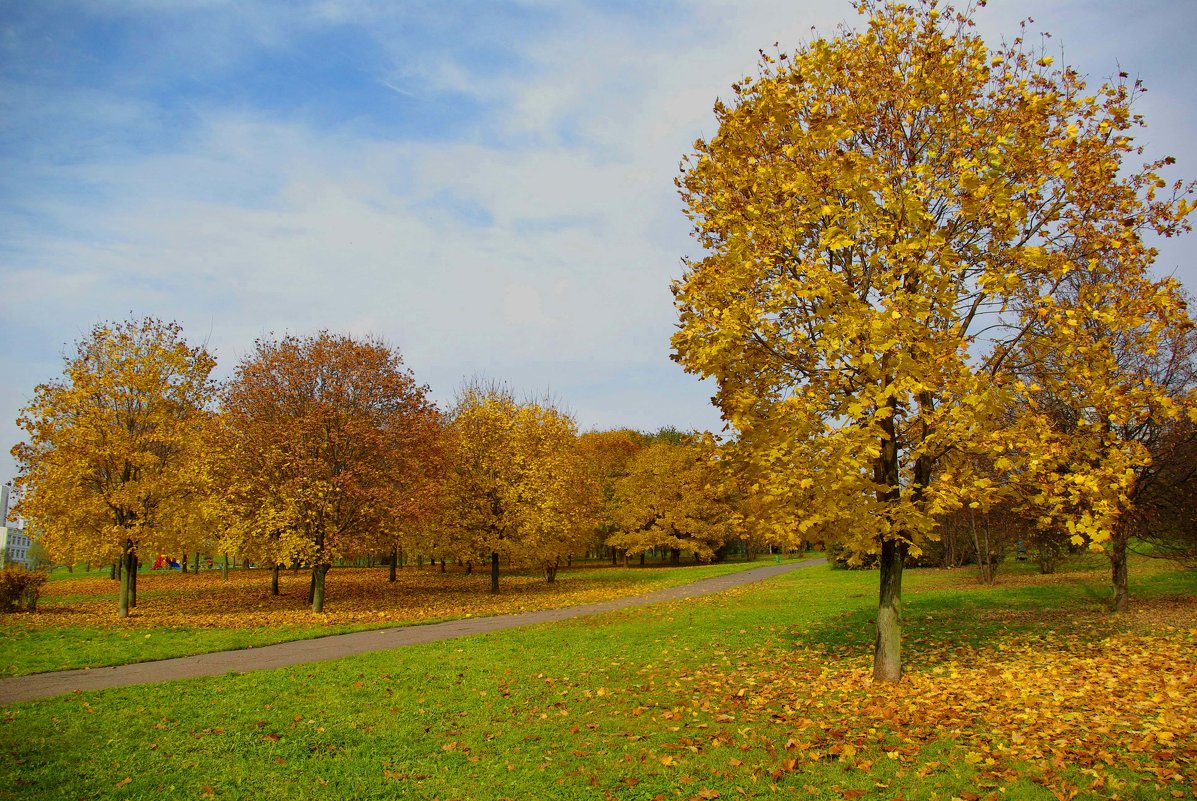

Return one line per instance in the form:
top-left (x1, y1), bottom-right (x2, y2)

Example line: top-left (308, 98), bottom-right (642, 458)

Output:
top-left (0, 557), bottom-right (800, 677)
top-left (2, 553), bottom-right (1193, 800)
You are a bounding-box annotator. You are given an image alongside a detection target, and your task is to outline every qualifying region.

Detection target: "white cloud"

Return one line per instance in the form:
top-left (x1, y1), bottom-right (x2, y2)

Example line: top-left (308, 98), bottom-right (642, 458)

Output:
top-left (2, 0), bottom-right (1195, 482)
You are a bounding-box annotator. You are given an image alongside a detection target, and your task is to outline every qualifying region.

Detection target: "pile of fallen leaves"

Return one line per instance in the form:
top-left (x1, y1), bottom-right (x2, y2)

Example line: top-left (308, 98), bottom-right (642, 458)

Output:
top-left (10, 566), bottom-right (652, 630)
top-left (619, 596), bottom-right (1197, 800)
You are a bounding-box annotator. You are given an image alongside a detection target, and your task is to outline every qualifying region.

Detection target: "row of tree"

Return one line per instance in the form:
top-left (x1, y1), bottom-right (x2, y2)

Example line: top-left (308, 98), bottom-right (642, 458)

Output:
top-left (12, 322), bottom-right (742, 616)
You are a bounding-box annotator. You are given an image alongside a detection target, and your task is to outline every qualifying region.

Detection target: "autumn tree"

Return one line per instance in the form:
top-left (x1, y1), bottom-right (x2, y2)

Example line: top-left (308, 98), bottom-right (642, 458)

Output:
top-left (1013, 285), bottom-right (1197, 609)
top-left (671, 2), bottom-right (1193, 680)
top-left (578, 429), bottom-right (643, 561)
top-left (12, 319), bottom-right (215, 617)
top-left (609, 440), bottom-right (732, 565)
top-left (441, 384), bottom-right (598, 591)
top-left (211, 332), bottom-right (441, 612)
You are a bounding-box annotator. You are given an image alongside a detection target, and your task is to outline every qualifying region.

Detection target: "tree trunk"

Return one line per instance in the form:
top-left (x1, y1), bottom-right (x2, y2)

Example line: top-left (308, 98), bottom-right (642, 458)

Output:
top-left (545, 558), bottom-right (559, 583)
top-left (440, 558), bottom-right (447, 573)
top-left (970, 509), bottom-right (995, 585)
top-left (873, 538), bottom-right (907, 682)
top-left (111, 561), bottom-right (118, 581)
top-left (118, 540), bottom-right (134, 618)
top-left (670, 548), bottom-right (681, 565)
top-left (221, 553), bottom-right (229, 581)
top-left (490, 551), bottom-right (500, 594)
top-left (639, 552), bottom-right (645, 566)
top-left (389, 547), bottom-right (398, 583)
top-left (311, 564), bottom-right (330, 612)
top-left (872, 394), bottom-right (909, 683)
top-left (465, 560), bottom-right (473, 575)
top-left (194, 552), bottom-right (200, 572)
top-left (1110, 527), bottom-right (1130, 612)
top-left (130, 554), bottom-right (138, 608)
top-left (610, 547), bottom-right (617, 566)
top-left (271, 564), bottom-right (280, 596)
top-left (307, 569), bottom-right (316, 605)
top-left (181, 554), bottom-right (187, 574)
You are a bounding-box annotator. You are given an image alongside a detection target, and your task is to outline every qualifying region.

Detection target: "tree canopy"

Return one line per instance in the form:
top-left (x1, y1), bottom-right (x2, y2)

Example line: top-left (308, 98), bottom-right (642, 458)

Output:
top-left (12, 318), bottom-right (216, 616)
top-left (671, 1), bottom-right (1193, 680)
top-left (211, 332), bottom-right (442, 612)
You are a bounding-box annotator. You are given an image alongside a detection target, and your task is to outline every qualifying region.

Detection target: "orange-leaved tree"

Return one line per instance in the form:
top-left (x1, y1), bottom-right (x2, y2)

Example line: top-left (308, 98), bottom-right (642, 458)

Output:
top-left (441, 384), bottom-right (598, 591)
top-left (210, 332), bottom-right (441, 612)
top-left (671, 1), bottom-right (1193, 680)
top-left (12, 318), bottom-right (216, 617)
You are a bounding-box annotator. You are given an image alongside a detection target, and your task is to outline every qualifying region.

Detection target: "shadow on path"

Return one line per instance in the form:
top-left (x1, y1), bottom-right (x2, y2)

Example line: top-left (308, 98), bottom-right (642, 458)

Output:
top-left (0, 557), bottom-right (826, 704)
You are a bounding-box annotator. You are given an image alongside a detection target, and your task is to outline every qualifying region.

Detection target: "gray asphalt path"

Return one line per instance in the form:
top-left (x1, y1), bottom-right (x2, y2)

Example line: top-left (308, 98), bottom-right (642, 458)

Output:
top-left (0, 557), bottom-right (825, 704)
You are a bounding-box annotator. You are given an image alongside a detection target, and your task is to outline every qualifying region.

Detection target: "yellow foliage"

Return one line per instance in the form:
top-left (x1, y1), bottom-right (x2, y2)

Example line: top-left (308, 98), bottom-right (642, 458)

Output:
top-left (671, 1), bottom-right (1194, 565)
top-left (12, 318), bottom-right (215, 566)
top-left (609, 441), bottom-right (731, 561)
top-left (440, 386), bottom-right (599, 578)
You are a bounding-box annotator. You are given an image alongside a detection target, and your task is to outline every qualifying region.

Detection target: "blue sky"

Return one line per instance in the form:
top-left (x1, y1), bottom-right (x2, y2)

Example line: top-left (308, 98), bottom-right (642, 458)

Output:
top-left (2, 0), bottom-right (1196, 484)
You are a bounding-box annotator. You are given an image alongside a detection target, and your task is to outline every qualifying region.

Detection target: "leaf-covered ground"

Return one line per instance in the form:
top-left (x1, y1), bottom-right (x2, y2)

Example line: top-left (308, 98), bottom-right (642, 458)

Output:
top-left (2, 558), bottom-right (1194, 800)
top-left (0, 560), bottom-right (770, 675)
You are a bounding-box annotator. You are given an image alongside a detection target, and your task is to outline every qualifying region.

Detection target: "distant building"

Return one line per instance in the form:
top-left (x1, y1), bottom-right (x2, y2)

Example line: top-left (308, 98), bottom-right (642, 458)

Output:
top-left (1, 482), bottom-right (36, 569)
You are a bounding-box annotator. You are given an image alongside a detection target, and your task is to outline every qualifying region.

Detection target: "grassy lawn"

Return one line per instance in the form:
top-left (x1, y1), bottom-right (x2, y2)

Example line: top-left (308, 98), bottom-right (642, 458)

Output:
top-left (0, 557), bottom-right (796, 676)
top-left (1, 554), bottom-right (1193, 800)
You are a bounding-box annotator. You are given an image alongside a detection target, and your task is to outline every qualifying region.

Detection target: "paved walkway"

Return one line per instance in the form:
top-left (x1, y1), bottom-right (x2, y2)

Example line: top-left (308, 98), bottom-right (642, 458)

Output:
top-left (0, 558), bottom-right (825, 704)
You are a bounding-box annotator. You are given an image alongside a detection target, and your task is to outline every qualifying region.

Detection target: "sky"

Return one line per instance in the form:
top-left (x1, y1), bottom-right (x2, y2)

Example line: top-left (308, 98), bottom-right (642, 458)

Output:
top-left (2, 0), bottom-right (1195, 484)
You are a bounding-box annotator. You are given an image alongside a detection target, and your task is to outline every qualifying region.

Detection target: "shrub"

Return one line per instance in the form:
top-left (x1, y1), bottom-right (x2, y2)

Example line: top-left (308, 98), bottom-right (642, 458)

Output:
top-left (0, 565), bottom-right (47, 612)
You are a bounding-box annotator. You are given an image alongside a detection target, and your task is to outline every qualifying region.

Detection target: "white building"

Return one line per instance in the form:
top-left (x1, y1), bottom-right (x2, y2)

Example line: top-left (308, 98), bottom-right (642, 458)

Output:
top-left (1, 483), bottom-right (36, 569)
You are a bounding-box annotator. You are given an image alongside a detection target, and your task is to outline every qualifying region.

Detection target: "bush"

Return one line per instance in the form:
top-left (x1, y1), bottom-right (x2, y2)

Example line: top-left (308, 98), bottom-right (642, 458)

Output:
top-left (0, 565), bottom-right (47, 612)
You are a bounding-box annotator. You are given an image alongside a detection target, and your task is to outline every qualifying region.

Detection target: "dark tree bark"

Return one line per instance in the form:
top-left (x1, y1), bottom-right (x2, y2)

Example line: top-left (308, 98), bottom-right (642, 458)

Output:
top-left (389, 547), bottom-right (398, 583)
top-left (118, 540), bottom-right (134, 617)
top-left (1110, 526), bottom-right (1130, 612)
top-left (311, 564), bottom-right (330, 612)
top-left (271, 564), bottom-right (280, 596)
top-left (490, 551), bottom-right (500, 594)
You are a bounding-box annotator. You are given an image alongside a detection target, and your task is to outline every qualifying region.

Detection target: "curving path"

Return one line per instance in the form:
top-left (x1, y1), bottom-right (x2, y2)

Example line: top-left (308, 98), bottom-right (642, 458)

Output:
top-left (0, 557), bottom-right (825, 704)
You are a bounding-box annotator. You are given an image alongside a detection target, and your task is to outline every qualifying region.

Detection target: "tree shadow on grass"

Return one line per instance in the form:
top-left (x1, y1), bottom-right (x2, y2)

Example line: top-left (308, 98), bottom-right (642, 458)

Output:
top-left (789, 580), bottom-right (1119, 667)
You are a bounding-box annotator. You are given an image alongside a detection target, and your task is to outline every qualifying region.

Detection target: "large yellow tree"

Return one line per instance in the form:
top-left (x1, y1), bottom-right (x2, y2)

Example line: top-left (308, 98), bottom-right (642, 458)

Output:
top-left (211, 333), bottom-right (442, 612)
top-left (441, 385), bottom-right (598, 591)
top-left (12, 319), bottom-right (216, 617)
top-left (671, 2), bottom-right (1192, 680)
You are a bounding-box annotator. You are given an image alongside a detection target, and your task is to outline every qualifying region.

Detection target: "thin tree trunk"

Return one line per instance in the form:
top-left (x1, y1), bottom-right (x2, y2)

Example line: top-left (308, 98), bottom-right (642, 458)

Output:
top-left (670, 548), bottom-right (681, 565)
top-left (130, 554), bottom-right (138, 608)
top-left (118, 540), bottom-right (134, 618)
top-left (490, 551), bottom-right (500, 594)
top-left (194, 552), bottom-right (200, 572)
top-left (271, 564), bottom-right (280, 596)
top-left (440, 558), bottom-right (447, 573)
top-left (874, 538), bottom-right (907, 682)
top-left (311, 564), bottom-right (330, 612)
top-left (221, 553), bottom-right (229, 580)
top-left (873, 396), bottom-right (907, 683)
top-left (111, 561), bottom-right (118, 581)
top-left (389, 547), bottom-right (398, 583)
top-left (639, 552), bottom-right (645, 566)
top-left (1110, 527), bottom-right (1130, 612)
